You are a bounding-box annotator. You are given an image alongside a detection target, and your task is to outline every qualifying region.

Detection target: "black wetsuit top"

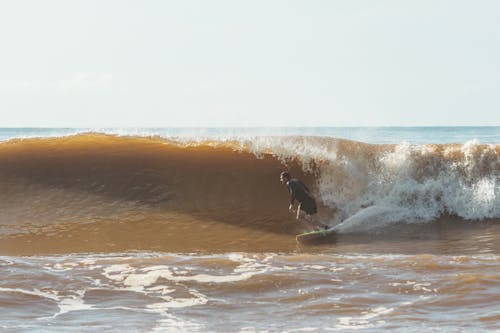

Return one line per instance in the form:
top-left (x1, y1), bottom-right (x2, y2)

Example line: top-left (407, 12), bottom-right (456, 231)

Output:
top-left (286, 179), bottom-right (317, 215)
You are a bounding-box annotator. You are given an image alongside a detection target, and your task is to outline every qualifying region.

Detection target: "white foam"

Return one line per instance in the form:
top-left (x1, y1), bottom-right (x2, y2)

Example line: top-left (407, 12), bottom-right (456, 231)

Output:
top-left (98, 255), bottom-right (270, 292)
top-left (45, 262), bottom-right (78, 272)
top-left (390, 281), bottom-right (435, 293)
top-left (103, 264), bottom-right (136, 282)
top-left (311, 140), bottom-right (500, 231)
top-left (122, 267), bottom-right (264, 288)
top-left (54, 290), bottom-right (93, 317)
top-left (147, 285), bottom-right (176, 295)
top-left (151, 314), bottom-right (205, 333)
top-left (0, 287), bottom-right (97, 320)
top-left (303, 265), bottom-right (327, 270)
top-left (330, 306), bottom-right (394, 331)
top-left (149, 288), bottom-right (208, 309)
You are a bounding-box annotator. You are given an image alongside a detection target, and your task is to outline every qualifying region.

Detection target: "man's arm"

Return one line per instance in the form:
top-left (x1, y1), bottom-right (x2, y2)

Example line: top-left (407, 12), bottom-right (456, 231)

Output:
top-left (287, 182), bottom-right (297, 212)
top-left (288, 181), bottom-right (296, 205)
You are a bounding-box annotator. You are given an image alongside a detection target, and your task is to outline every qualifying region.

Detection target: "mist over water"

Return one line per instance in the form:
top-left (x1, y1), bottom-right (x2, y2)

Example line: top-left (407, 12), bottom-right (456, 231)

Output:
top-left (0, 127), bottom-right (499, 332)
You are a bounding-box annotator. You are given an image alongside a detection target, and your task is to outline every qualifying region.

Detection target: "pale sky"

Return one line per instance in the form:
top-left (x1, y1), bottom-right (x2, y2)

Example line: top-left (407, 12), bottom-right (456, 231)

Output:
top-left (0, 0), bottom-right (499, 127)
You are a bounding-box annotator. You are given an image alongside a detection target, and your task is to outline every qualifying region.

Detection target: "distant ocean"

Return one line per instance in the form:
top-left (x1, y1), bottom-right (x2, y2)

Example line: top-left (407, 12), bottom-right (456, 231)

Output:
top-left (1, 126), bottom-right (499, 144)
top-left (0, 127), bottom-right (498, 332)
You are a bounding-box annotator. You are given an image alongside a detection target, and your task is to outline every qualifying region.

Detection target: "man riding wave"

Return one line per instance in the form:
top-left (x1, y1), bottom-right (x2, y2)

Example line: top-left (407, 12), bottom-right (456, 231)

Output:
top-left (280, 171), bottom-right (328, 231)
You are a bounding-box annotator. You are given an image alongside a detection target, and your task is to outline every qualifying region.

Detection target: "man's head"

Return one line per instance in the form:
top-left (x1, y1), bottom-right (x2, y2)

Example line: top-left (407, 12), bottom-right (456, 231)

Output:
top-left (280, 171), bottom-right (291, 184)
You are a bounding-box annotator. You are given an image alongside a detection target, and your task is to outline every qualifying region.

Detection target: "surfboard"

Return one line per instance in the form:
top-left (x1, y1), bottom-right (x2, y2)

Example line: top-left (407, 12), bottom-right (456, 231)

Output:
top-left (296, 227), bottom-right (336, 244)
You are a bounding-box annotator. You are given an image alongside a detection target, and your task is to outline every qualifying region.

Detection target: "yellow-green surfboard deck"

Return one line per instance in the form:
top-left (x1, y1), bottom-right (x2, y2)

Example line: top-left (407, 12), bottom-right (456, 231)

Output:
top-left (296, 228), bottom-right (336, 243)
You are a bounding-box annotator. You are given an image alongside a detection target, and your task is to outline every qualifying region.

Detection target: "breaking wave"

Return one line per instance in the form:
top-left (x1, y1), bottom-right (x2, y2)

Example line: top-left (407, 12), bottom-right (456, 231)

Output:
top-left (0, 133), bottom-right (498, 253)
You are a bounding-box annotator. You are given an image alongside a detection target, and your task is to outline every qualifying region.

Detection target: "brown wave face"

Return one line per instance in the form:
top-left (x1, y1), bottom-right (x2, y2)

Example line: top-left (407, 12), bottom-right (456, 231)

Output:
top-left (0, 134), bottom-right (322, 255)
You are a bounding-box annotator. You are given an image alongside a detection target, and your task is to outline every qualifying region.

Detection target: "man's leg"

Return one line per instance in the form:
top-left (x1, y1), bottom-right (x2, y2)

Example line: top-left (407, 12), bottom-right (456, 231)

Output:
top-left (296, 211), bottom-right (316, 231)
top-left (296, 203), bottom-right (302, 220)
top-left (299, 212), bottom-right (319, 231)
top-left (298, 208), bottom-right (329, 231)
top-left (304, 214), bottom-right (329, 231)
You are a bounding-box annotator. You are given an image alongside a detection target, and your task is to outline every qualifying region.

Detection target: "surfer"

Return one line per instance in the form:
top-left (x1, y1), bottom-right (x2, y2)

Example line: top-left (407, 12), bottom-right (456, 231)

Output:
top-left (280, 171), bottom-right (328, 231)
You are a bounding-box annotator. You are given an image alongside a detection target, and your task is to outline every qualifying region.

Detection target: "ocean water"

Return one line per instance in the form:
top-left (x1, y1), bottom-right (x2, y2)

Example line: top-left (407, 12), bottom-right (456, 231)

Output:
top-left (0, 127), bottom-right (498, 332)
top-left (1, 126), bottom-right (499, 144)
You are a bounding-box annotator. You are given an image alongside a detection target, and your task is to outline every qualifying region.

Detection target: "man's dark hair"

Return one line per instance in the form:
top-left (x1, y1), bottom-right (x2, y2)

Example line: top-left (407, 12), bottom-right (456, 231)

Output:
top-left (280, 171), bottom-right (291, 180)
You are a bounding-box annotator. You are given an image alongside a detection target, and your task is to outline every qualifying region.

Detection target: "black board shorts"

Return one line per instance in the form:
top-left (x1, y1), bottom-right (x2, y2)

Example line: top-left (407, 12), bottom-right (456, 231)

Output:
top-left (300, 198), bottom-right (317, 215)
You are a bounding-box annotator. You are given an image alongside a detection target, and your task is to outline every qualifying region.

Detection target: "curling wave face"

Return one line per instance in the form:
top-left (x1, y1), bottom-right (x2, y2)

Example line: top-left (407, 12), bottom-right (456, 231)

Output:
top-left (0, 133), bottom-right (498, 254)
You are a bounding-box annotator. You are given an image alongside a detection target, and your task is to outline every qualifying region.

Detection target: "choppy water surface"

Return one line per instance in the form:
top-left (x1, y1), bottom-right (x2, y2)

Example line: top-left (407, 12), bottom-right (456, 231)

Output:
top-left (2, 220), bottom-right (500, 332)
top-left (1, 247), bottom-right (499, 332)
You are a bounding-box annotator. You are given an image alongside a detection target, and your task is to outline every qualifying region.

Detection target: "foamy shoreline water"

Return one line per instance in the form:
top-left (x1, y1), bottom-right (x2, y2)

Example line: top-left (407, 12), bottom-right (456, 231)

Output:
top-left (1, 251), bottom-right (499, 332)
